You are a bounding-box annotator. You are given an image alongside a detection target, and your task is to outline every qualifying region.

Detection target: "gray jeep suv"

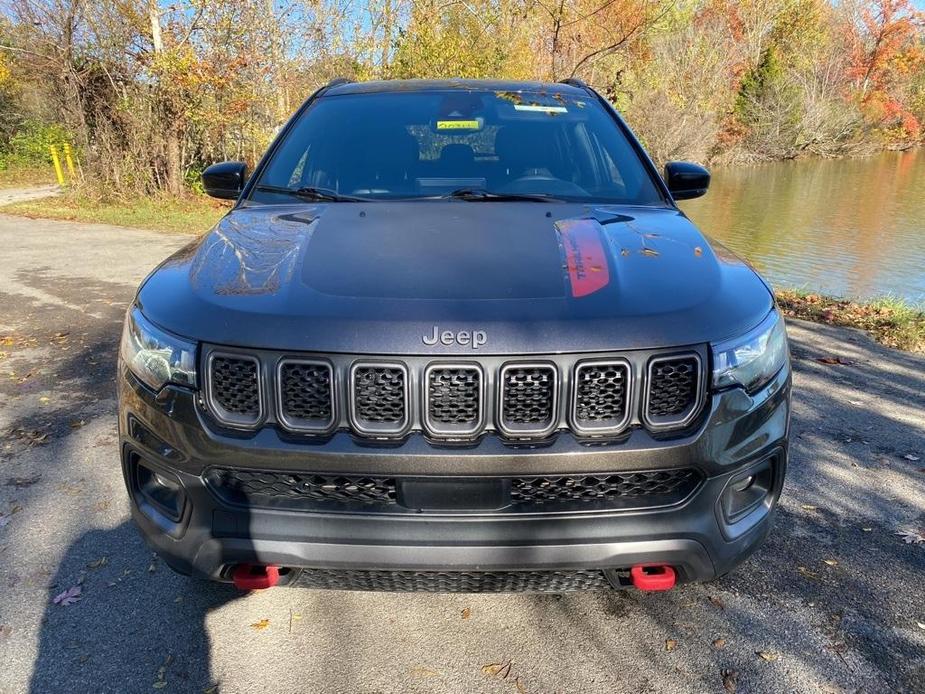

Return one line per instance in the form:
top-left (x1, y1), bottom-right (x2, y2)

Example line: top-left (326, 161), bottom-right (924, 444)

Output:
top-left (118, 78), bottom-right (791, 592)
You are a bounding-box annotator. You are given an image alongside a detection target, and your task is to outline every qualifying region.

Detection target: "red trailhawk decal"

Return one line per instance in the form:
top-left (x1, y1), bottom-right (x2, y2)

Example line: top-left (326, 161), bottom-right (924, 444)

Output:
top-left (556, 218), bottom-right (610, 298)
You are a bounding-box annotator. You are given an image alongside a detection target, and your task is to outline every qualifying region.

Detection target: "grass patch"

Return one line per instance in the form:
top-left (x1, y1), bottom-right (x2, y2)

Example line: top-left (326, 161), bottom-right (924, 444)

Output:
top-left (0, 193), bottom-right (227, 234)
top-left (0, 165), bottom-right (56, 188)
top-left (776, 289), bottom-right (925, 353)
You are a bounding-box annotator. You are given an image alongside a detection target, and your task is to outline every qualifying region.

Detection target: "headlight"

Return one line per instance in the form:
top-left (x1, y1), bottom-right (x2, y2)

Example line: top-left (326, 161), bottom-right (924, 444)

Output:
top-left (712, 310), bottom-right (789, 392)
top-left (120, 307), bottom-right (197, 390)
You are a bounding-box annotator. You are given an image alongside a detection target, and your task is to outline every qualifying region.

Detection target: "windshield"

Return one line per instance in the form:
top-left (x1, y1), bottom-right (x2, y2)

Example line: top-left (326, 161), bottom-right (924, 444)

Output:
top-left (252, 89), bottom-right (664, 205)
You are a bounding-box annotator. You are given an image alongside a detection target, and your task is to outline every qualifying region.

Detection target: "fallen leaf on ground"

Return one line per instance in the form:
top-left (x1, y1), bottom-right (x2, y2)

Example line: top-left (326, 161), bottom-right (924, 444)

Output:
top-left (816, 356), bottom-right (854, 366)
top-left (665, 639), bottom-right (677, 652)
top-left (52, 585), bottom-right (81, 606)
top-left (756, 650), bottom-right (780, 661)
top-left (250, 618), bottom-right (270, 631)
top-left (713, 638), bottom-right (726, 649)
top-left (0, 625), bottom-right (12, 640)
top-left (4, 475), bottom-right (41, 488)
top-left (86, 557), bottom-right (108, 569)
top-left (916, 622), bottom-right (925, 630)
top-left (721, 668), bottom-right (738, 693)
top-left (823, 559), bottom-right (838, 567)
top-left (897, 529), bottom-right (925, 544)
top-left (801, 504), bottom-right (818, 511)
top-left (709, 596), bottom-right (726, 610)
top-left (515, 676), bottom-right (528, 693)
top-left (903, 454), bottom-right (920, 462)
top-left (481, 660), bottom-right (512, 679)
top-left (798, 566), bottom-right (822, 581)
top-left (203, 686), bottom-right (219, 694)
top-left (410, 666), bottom-right (439, 678)
top-left (461, 607), bottom-right (471, 619)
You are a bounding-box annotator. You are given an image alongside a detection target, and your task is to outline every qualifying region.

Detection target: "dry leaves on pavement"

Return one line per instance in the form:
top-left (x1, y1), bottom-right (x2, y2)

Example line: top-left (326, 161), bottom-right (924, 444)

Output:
top-left (52, 585), bottom-right (81, 606)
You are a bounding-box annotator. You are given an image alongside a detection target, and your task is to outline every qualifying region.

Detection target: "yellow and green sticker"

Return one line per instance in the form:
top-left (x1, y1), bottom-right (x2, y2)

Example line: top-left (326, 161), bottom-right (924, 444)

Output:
top-left (436, 119), bottom-right (481, 130)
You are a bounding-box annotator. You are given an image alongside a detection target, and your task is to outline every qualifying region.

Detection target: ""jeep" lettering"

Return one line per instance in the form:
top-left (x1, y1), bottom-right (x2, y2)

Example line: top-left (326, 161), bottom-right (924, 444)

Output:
top-left (422, 326), bottom-right (487, 349)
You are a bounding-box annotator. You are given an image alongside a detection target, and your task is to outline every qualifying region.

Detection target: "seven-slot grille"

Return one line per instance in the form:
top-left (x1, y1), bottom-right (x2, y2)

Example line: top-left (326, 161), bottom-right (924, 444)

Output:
top-left (277, 360), bottom-right (335, 431)
top-left (203, 349), bottom-right (705, 439)
top-left (424, 365), bottom-right (484, 436)
top-left (499, 363), bottom-right (558, 437)
top-left (349, 364), bottom-right (409, 435)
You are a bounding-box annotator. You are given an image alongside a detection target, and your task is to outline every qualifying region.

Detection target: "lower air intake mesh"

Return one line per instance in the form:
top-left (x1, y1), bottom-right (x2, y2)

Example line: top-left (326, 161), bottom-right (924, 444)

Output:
top-left (293, 568), bottom-right (609, 592)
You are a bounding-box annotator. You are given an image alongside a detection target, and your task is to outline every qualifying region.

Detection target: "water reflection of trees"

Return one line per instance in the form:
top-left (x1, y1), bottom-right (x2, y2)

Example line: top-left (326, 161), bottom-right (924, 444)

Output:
top-left (682, 149), bottom-right (924, 301)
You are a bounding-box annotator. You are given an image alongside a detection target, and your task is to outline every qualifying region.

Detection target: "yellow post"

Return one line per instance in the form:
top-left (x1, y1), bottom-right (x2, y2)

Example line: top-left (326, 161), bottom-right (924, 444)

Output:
top-left (62, 142), bottom-right (76, 180)
top-left (49, 145), bottom-right (65, 186)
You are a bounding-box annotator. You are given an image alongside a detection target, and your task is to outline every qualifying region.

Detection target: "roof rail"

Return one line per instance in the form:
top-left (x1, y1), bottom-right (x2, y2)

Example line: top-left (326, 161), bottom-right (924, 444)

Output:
top-left (325, 77), bottom-right (352, 89)
top-left (558, 78), bottom-right (592, 93)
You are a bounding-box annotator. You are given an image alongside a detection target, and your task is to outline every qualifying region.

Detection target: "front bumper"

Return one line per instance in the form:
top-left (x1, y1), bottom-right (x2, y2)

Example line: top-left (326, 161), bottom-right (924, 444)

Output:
top-left (118, 363), bottom-right (790, 590)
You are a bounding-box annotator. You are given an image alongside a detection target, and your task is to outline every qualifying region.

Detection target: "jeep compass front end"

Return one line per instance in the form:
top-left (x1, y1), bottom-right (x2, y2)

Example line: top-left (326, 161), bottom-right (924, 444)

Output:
top-left (118, 79), bottom-right (791, 593)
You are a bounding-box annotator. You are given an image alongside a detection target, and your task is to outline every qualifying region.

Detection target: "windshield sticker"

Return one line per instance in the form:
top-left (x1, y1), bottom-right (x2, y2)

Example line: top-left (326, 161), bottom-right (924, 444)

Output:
top-left (555, 218), bottom-right (610, 298)
top-left (436, 120), bottom-right (481, 130)
top-left (513, 104), bottom-right (568, 113)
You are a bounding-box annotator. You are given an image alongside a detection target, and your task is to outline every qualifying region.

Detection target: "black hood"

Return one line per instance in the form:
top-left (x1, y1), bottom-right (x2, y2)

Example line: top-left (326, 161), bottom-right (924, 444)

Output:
top-left (137, 202), bottom-right (773, 354)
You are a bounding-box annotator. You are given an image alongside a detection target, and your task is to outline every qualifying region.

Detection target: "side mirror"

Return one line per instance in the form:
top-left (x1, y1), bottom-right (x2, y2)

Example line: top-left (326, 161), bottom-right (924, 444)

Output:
top-left (664, 161), bottom-right (710, 200)
top-left (202, 161), bottom-right (247, 200)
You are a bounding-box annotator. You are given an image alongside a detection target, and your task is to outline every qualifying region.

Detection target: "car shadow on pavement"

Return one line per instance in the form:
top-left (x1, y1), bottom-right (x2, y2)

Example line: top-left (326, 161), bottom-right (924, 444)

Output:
top-left (27, 522), bottom-right (242, 693)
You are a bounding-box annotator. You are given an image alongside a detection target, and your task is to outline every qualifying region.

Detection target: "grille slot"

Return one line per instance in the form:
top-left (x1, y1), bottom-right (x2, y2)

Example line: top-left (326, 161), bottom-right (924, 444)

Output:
top-left (349, 363), bottom-right (409, 436)
top-left (511, 469), bottom-right (700, 505)
top-left (572, 360), bottom-right (631, 435)
top-left (206, 354), bottom-right (262, 427)
top-left (424, 364), bottom-right (484, 437)
top-left (277, 359), bottom-right (335, 432)
top-left (205, 469), bottom-right (397, 508)
top-left (293, 568), bottom-right (609, 593)
top-left (499, 363), bottom-right (558, 437)
top-left (645, 354), bottom-right (702, 429)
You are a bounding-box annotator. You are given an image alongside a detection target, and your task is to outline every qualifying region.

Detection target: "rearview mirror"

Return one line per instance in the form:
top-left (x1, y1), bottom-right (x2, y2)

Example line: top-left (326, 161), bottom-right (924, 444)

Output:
top-left (664, 161), bottom-right (710, 200)
top-left (202, 161), bottom-right (247, 200)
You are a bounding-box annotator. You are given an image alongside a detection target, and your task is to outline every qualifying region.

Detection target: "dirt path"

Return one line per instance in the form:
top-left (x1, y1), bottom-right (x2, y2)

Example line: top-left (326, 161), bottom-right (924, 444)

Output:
top-left (0, 215), bottom-right (922, 694)
top-left (0, 185), bottom-right (61, 206)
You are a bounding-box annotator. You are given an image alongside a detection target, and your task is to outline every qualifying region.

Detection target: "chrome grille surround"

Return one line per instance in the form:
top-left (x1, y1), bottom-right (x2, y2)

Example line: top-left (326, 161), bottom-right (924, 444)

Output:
top-left (570, 358), bottom-right (633, 436)
top-left (203, 352), bottom-right (264, 429)
top-left (276, 358), bottom-right (336, 433)
top-left (348, 361), bottom-right (411, 437)
top-left (422, 363), bottom-right (486, 439)
top-left (497, 362), bottom-right (559, 439)
top-left (643, 353), bottom-right (704, 431)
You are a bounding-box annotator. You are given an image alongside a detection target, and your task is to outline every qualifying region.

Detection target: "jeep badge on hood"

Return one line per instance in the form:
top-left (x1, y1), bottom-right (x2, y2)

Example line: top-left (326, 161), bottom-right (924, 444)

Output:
top-left (422, 326), bottom-right (487, 349)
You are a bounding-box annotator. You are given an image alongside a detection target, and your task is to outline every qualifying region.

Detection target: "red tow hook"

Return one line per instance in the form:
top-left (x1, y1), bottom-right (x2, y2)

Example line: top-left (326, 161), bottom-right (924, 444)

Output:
top-left (630, 564), bottom-right (676, 591)
top-left (232, 564), bottom-right (280, 590)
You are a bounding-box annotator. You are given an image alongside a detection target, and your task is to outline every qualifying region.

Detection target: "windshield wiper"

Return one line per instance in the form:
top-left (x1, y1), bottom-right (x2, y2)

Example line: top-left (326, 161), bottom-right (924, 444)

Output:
top-left (440, 187), bottom-right (562, 202)
top-left (255, 184), bottom-right (367, 202)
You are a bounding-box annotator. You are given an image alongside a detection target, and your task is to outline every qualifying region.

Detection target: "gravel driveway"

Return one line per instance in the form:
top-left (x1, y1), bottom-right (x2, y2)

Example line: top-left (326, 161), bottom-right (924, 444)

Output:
top-left (0, 213), bottom-right (922, 694)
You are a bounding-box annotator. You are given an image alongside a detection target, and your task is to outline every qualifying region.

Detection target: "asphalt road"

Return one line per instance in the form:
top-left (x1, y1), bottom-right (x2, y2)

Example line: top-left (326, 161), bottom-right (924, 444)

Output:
top-left (0, 213), bottom-right (922, 694)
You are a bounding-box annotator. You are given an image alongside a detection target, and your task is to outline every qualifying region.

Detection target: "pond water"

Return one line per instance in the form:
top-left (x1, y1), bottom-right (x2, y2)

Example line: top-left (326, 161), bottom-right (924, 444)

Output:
top-left (680, 149), bottom-right (925, 304)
